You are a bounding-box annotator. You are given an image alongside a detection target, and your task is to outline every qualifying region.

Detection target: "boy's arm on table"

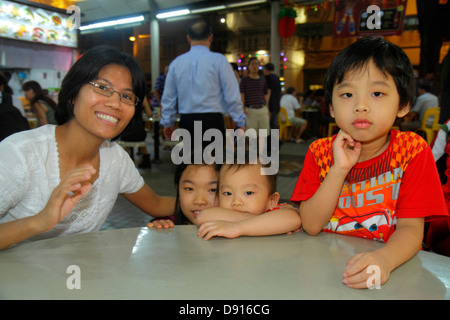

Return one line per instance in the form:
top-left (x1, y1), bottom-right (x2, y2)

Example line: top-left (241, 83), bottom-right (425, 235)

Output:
top-left (197, 206), bottom-right (301, 240)
top-left (196, 207), bottom-right (256, 225)
top-left (343, 217), bottom-right (424, 289)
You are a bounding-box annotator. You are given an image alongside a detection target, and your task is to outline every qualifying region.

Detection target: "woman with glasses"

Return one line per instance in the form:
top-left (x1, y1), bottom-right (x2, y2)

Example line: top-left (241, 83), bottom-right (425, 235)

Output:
top-left (0, 46), bottom-right (175, 250)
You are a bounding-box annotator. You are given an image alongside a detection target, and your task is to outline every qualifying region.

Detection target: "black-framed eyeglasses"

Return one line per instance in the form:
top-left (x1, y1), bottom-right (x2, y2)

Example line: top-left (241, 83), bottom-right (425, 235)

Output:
top-left (89, 81), bottom-right (139, 106)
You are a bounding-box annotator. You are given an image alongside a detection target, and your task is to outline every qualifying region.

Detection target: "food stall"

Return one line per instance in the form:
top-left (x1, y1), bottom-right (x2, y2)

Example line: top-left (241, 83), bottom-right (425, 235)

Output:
top-left (0, 0), bottom-right (78, 109)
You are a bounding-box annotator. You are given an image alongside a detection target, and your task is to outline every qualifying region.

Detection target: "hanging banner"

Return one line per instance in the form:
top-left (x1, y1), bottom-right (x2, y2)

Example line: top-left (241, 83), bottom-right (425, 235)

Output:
top-left (333, 0), bottom-right (407, 38)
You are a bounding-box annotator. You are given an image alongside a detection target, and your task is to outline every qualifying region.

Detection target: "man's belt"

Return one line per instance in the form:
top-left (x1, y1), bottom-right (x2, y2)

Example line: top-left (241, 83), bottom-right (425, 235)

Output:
top-left (246, 104), bottom-right (265, 109)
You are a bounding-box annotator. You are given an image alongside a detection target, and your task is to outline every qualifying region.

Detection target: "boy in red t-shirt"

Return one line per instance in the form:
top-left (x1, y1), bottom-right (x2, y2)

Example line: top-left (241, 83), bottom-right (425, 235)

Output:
top-left (291, 37), bottom-right (448, 288)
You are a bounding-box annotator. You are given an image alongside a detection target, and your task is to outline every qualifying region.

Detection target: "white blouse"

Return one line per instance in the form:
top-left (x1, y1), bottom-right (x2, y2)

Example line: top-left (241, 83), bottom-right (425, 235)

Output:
top-left (0, 125), bottom-right (144, 241)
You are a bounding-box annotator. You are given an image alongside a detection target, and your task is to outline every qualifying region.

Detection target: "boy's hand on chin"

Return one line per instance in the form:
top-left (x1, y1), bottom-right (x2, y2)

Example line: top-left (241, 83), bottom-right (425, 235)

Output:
top-left (332, 129), bottom-right (362, 172)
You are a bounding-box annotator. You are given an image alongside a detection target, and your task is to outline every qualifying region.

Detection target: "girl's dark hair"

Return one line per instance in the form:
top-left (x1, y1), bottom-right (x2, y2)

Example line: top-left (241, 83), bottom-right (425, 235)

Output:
top-left (173, 162), bottom-right (220, 225)
top-left (55, 46), bottom-right (146, 134)
top-left (22, 80), bottom-right (57, 111)
top-left (324, 36), bottom-right (416, 111)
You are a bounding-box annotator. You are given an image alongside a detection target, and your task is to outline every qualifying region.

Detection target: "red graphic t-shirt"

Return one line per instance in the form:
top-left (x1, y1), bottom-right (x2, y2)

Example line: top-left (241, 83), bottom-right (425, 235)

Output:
top-left (291, 131), bottom-right (448, 242)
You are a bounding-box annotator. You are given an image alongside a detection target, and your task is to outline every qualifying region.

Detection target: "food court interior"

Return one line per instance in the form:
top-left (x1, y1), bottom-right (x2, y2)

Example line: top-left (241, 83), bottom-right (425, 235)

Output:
top-left (1, 0), bottom-right (450, 251)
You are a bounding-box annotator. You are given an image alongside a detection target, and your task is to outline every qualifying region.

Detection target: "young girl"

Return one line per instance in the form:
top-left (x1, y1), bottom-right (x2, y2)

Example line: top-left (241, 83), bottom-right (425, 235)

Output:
top-left (147, 163), bottom-right (219, 229)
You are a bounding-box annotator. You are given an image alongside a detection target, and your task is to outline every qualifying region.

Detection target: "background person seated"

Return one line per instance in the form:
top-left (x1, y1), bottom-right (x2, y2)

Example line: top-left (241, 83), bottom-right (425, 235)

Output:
top-left (399, 80), bottom-right (439, 131)
top-left (280, 87), bottom-right (307, 143)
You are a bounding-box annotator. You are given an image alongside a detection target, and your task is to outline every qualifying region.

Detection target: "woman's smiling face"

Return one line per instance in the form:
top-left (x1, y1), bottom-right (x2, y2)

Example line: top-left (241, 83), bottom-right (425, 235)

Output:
top-left (72, 63), bottom-right (136, 141)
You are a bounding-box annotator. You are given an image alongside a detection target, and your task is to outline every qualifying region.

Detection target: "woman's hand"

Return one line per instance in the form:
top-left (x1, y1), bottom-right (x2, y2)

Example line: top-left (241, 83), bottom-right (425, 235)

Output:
top-left (36, 164), bottom-right (96, 232)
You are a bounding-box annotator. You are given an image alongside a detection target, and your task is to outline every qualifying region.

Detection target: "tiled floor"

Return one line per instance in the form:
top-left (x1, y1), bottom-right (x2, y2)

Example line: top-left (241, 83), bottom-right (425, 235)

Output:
top-left (101, 132), bottom-right (310, 230)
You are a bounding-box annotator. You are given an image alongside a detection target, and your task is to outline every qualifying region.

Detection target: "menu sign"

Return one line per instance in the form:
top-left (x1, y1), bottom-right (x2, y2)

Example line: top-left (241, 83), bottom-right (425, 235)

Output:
top-left (0, 0), bottom-right (78, 48)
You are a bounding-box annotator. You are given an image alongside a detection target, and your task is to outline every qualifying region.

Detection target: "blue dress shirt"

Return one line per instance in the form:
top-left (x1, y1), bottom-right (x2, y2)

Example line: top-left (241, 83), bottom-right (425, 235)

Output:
top-left (160, 45), bottom-right (245, 128)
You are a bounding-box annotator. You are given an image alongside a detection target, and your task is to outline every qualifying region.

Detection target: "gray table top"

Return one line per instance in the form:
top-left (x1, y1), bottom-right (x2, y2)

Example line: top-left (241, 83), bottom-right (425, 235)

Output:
top-left (0, 225), bottom-right (448, 300)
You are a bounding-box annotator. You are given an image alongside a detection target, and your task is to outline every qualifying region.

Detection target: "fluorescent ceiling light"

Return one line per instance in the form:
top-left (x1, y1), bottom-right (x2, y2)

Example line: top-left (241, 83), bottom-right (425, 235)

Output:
top-left (156, 9), bottom-right (190, 19)
top-left (166, 14), bottom-right (200, 23)
top-left (191, 5), bottom-right (226, 14)
top-left (80, 15), bottom-right (144, 31)
top-left (227, 0), bottom-right (267, 8)
top-left (156, 1), bottom-right (266, 22)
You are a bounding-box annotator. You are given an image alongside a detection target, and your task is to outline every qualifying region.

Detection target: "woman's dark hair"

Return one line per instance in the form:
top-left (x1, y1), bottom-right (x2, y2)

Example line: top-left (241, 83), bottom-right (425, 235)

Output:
top-left (55, 46), bottom-right (146, 134)
top-left (22, 80), bottom-right (57, 111)
top-left (324, 36), bottom-right (416, 111)
top-left (0, 71), bottom-right (14, 95)
top-left (0, 72), bottom-right (7, 87)
top-left (173, 162), bottom-right (220, 225)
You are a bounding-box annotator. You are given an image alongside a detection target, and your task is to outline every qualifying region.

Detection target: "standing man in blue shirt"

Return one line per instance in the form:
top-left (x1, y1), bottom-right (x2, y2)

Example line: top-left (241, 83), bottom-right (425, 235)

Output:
top-left (160, 20), bottom-right (246, 146)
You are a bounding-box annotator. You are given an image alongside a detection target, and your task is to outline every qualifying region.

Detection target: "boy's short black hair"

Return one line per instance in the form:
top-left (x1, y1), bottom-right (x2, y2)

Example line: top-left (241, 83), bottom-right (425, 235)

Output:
top-left (220, 152), bottom-right (276, 195)
top-left (324, 36), bottom-right (415, 111)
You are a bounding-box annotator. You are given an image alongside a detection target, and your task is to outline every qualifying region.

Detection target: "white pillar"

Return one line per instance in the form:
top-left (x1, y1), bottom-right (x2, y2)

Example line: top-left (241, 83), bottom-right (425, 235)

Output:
top-left (148, 0), bottom-right (160, 87)
top-left (150, 18), bottom-right (159, 87)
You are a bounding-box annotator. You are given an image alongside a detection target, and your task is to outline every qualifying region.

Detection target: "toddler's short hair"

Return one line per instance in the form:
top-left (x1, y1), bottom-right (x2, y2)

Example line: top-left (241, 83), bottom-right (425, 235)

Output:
top-left (324, 37), bottom-right (415, 111)
top-left (221, 152), bottom-right (276, 195)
